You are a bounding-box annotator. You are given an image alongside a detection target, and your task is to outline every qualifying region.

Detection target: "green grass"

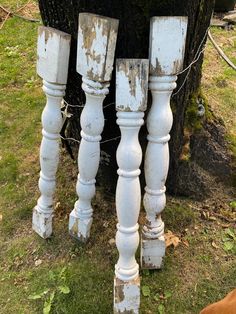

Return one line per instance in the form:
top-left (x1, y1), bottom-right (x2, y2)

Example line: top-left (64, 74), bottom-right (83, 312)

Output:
top-left (0, 5), bottom-right (235, 314)
top-left (202, 27), bottom-right (236, 159)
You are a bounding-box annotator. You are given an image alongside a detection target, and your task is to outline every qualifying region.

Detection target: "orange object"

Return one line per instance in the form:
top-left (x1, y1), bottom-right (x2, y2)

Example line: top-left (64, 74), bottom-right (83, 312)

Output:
top-left (200, 289), bottom-right (236, 314)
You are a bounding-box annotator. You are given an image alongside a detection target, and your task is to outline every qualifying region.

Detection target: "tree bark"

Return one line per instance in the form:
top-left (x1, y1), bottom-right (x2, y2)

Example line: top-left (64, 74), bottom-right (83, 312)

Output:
top-left (38, 0), bottom-right (218, 198)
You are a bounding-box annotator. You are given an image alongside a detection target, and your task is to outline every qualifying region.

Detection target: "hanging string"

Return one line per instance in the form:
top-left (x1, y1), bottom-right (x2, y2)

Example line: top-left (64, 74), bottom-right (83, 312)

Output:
top-left (62, 99), bottom-right (115, 109)
top-left (60, 134), bottom-right (121, 144)
top-left (101, 136), bottom-right (120, 144)
top-left (172, 26), bottom-right (210, 97)
top-left (60, 135), bottom-right (81, 144)
top-left (103, 102), bottom-right (115, 109)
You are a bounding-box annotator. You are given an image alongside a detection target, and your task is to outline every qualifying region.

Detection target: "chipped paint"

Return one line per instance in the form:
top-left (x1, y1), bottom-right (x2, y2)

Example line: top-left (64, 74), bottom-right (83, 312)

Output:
top-left (149, 16), bottom-right (188, 75)
top-left (114, 277), bottom-right (140, 314)
top-left (141, 235), bottom-right (166, 269)
top-left (141, 18), bottom-right (187, 268)
top-left (77, 13), bottom-right (119, 82)
top-left (37, 26), bottom-right (71, 84)
top-left (33, 79), bottom-right (67, 239)
top-left (32, 207), bottom-right (53, 239)
top-left (70, 14), bottom-right (117, 243)
top-left (116, 59), bottom-right (149, 112)
top-left (69, 209), bottom-right (93, 242)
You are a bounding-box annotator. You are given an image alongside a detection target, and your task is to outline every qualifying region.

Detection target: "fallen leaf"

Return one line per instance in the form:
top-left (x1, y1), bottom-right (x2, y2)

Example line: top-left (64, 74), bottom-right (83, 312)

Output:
top-left (108, 238), bottom-right (115, 245)
top-left (0, 214), bottom-right (2, 222)
top-left (220, 223), bottom-right (230, 228)
top-left (35, 259), bottom-right (42, 266)
top-left (211, 241), bottom-right (219, 249)
top-left (182, 239), bottom-right (189, 247)
top-left (55, 202), bottom-right (61, 210)
top-left (209, 216), bottom-right (217, 221)
top-left (164, 231), bottom-right (181, 248)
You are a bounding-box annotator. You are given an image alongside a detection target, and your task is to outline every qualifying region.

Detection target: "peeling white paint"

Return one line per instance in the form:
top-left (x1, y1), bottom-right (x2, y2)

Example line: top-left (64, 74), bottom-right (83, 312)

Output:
top-left (116, 59), bottom-right (149, 112)
top-left (37, 26), bottom-right (71, 84)
top-left (114, 277), bottom-right (140, 314)
top-left (141, 17), bottom-right (188, 269)
top-left (116, 71), bottom-right (144, 111)
top-left (114, 59), bottom-right (149, 313)
top-left (69, 14), bottom-right (118, 242)
top-left (149, 16), bottom-right (188, 75)
top-left (33, 27), bottom-right (71, 239)
top-left (77, 13), bottom-right (119, 82)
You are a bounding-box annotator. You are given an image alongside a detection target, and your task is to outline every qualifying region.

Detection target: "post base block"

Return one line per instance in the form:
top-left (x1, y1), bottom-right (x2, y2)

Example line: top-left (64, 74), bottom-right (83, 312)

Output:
top-left (141, 234), bottom-right (166, 269)
top-left (68, 210), bottom-right (92, 242)
top-left (114, 276), bottom-right (140, 314)
top-left (32, 207), bottom-right (53, 239)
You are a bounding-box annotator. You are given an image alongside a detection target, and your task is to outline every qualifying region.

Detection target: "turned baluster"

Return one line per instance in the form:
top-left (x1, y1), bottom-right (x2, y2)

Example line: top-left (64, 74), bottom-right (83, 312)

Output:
top-left (69, 13), bottom-right (119, 241)
top-left (141, 16), bottom-right (188, 269)
top-left (32, 27), bottom-right (71, 238)
top-left (114, 59), bottom-right (149, 314)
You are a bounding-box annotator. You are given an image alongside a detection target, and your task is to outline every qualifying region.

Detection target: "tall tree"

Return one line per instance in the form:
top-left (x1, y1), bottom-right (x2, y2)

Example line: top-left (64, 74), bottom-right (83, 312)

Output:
top-left (38, 0), bottom-right (232, 199)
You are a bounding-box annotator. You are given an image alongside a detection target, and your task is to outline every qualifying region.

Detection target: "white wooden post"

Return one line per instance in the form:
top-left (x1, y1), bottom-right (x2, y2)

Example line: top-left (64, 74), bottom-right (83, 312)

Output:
top-left (69, 13), bottom-right (119, 241)
top-left (32, 27), bottom-right (71, 238)
top-left (114, 59), bottom-right (149, 314)
top-left (141, 17), bottom-right (188, 268)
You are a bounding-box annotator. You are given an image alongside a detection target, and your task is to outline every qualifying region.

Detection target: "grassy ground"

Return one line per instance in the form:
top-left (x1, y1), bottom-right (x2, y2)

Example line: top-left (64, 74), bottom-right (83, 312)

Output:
top-left (0, 2), bottom-right (235, 313)
top-left (202, 26), bottom-right (236, 155)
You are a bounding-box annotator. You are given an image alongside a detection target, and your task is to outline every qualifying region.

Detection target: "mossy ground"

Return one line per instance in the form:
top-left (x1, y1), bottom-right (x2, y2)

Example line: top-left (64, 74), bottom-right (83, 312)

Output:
top-left (0, 3), bottom-right (235, 313)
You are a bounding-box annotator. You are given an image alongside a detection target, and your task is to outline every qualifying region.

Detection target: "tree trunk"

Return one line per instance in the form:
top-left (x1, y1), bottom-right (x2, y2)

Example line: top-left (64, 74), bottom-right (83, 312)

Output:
top-left (38, 0), bottom-right (225, 199)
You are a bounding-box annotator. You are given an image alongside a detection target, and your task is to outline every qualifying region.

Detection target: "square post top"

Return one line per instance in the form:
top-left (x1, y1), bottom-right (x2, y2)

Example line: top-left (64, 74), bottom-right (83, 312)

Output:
top-left (77, 13), bottom-right (119, 82)
top-left (149, 16), bottom-right (188, 76)
top-left (37, 26), bottom-right (71, 84)
top-left (116, 59), bottom-right (149, 112)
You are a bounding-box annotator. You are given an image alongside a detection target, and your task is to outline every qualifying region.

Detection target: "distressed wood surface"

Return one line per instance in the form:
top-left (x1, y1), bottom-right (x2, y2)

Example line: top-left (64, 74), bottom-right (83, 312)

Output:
top-left (114, 277), bottom-right (140, 314)
top-left (77, 13), bottom-right (119, 82)
top-left (33, 27), bottom-right (71, 238)
top-left (69, 13), bottom-right (118, 242)
top-left (141, 16), bottom-right (188, 269)
top-left (149, 16), bottom-right (188, 76)
top-left (116, 59), bottom-right (149, 112)
top-left (114, 59), bottom-right (149, 313)
top-left (37, 26), bottom-right (71, 84)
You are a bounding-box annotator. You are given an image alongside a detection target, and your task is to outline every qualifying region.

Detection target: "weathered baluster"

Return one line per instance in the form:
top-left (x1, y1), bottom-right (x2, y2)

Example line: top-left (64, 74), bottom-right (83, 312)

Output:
top-left (114, 59), bottom-right (149, 314)
top-left (141, 16), bottom-right (188, 268)
top-left (69, 13), bottom-right (119, 241)
top-left (32, 27), bottom-right (71, 238)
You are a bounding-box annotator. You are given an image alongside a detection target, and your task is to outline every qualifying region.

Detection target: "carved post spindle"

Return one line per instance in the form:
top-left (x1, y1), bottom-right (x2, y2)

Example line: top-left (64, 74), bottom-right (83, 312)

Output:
top-left (32, 27), bottom-right (71, 238)
top-left (141, 17), bottom-right (188, 268)
top-left (69, 13), bottom-right (119, 241)
top-left (114, 59), bottom-right (149, 314)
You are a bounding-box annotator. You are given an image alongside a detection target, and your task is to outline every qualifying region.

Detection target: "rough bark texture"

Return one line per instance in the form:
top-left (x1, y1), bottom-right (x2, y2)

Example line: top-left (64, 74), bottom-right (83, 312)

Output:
top-left (38, 0), bottom-right (233, 200)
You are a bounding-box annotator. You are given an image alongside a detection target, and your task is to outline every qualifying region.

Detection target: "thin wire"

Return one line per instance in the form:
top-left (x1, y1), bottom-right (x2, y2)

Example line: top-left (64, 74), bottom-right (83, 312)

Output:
top-left (103, 102), bottom-right (115, 109)
top-left (101, 136), bottom-right (120, 144)
top-left (62, 100), bottom-right (115, 109)
top-left (172, 27), bottom-right (210, 97)
top-left (176, 26), bottom-right (209, 76)
top-left (60, 134), bottom-right (121, 144)
top-left (172, 47), bottom-right (206, 97)
top-left (60, 135), bottom-right (80, 144)
top-left (62, 99), bottom-right (84, 108)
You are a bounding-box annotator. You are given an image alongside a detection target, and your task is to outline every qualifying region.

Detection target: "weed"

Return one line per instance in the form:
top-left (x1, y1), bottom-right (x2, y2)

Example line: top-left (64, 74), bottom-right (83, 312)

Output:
top-left (28, 267), bottom-right (70, 314)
